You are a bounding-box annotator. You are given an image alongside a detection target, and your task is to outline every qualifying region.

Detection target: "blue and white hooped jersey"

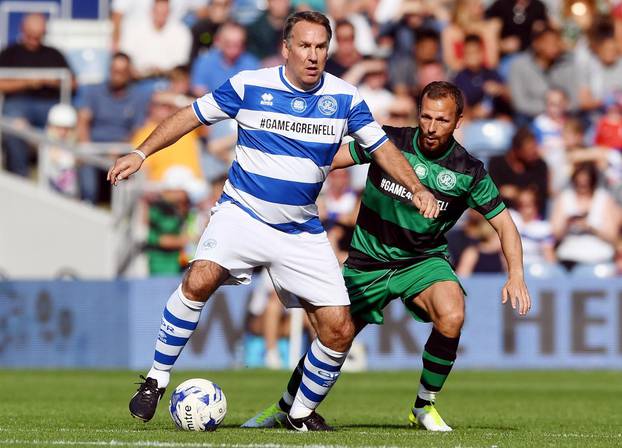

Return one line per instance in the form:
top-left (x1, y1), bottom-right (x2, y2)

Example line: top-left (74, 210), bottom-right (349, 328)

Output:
top-left (192, 65), bottom-right (388, 234)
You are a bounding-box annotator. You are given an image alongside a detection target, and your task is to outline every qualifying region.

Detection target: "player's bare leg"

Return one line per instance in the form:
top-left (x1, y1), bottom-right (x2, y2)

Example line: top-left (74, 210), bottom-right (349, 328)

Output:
top-left (409, 281), bottom-right (464, 431)
top-left (129, 260), bottom-right (229, 422)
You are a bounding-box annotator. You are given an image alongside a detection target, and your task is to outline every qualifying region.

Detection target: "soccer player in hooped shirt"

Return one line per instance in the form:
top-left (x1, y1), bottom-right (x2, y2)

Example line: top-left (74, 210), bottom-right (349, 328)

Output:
top-left (245, 81), bottom-right (532, 431)
top-left (107, 11), bottom-right (439, 431)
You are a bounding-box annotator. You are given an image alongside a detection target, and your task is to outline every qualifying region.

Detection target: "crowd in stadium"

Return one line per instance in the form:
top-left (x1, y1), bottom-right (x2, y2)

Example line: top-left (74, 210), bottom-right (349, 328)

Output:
top-left (1, 0), bottom-right (621, 284)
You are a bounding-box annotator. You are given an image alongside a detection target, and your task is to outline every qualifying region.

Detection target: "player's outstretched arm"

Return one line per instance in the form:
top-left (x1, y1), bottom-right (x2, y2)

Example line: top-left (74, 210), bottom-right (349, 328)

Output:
top-left (107, 106), bottom-right (202, 185)
top-left (330, 143), bottom-right (356, 171)
top-left (488, 209), bottom-right (531, 316)
top-left (372, 140), bottom-right (439, 219)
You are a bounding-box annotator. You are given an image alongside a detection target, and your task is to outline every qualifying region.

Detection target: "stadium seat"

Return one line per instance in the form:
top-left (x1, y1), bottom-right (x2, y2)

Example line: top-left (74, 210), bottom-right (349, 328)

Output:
top-left (525, 262), bottom-right (567, 279)
top-left (44, 18), bottom-right (112, 85)
top-left (461, 119), bottom-right (515, 165)
top-left (232, 0), bottom-right (264, 25)
top-left (570, 263), bottom-right (617, 278)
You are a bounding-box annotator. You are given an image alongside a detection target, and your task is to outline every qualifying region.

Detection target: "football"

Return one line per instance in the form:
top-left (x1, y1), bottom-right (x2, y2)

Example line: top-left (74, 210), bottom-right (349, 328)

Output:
top-left (169, 378), bottom-right (227, 431)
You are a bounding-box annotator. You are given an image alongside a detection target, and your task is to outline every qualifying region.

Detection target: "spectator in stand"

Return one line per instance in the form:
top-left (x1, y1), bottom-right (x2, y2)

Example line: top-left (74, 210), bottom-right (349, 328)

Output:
top-left (559, 0), bottom-right (597, 64)
top-left (246, 0), bottom-right (292, 63)
top-left (145, 165), bottom-right (206, 275)
top-left (446, 208), bottom-right (482, 264)
top-left (167, 65), bottom-right (193, 96)
top-left (531, 88), bottom-right (569, 193)
top-left (319, 169), bottom-right (359, 264)
top-left (456, 216), bottom-right (505, 276)
top-left (380, 0), bottom-right (440, 58)
top-left (414, 61), bottom-right (447, 98)
top-left (325, 19), bottom-right (363, 79)
top-left (325, 0), bottom-right (384, 57)
top-left (441, 0), bottom-right (499, 73)
top-left (414, 27), bottom-right (442, 65)
top-left (384, 95), bottom-right (417, 127)
top-left (244, 271), bottom-right (289, 369)
top-left (452, 34), bottom-right (510, 120)
top-left (354, 58), bottom-right (396, 124)
top-left (488, 127), bottom-right (549, 216)
top-left (485, 0), bottom-right (548, 58)
top-left (119, 0), bottom-right (192, 80)
top-left (551, 162), bottom-right (620, 271)
top-left (616, 237), bottom-right (622, 275)
top-left (578, 20), bottom-right (622, 114)
top-left (185, 173), bottom-right (227, 255)
top-left (131, 91), bottom-right (203, 182)
top-left (189, 0), bottom-right (232, 63)
top-left (190, 22), bottom-right (259, 96)
top-left (561, 117), bottom-right (622, 203)
top-left (292, 0), bottom-right (326, 11)
top-left (509, 188), bottom-right (556, 266)
top-left (40, 104), bottom-right (79, 198)
top-left (244, 269), bottom-right (316, 369)
top-left (0, 13), bottom-right (74, 177)
top-left (594, 90), bottom-right (622, 151)
top-left (391, 28), bottom-right (442, 97)
top-left (111, 0), bottom-right (204, 52)
top-left (614, 2), bottom-right (622, 53)
top-left (508, 25), bottom-right (576, 124)
top-left (76, 52), bottom-right (149, 204)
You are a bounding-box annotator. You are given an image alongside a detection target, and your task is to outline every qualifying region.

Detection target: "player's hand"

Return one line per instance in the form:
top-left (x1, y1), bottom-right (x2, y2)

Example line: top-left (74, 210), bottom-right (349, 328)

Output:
top-left (412, 189), bottom-right (439, 219)
top-left (107, 152), bottom-right (143, 186)
top-left (501, 276), bottom-right (531, 316)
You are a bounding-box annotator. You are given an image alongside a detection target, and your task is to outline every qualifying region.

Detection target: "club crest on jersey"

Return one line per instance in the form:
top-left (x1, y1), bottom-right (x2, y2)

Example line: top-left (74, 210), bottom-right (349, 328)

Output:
top-left (414, 163), bottom-right (428, 179)
top-left (436, 170), bottom-right (457, 190)
top-left (318, 95), bottom-right (338, 116)
top-left (203, 238), bottom-right (217, 249)
top-left (260, 92), bottom-right (273, 106)
top-left (291, 97), bottom-right (307, 113)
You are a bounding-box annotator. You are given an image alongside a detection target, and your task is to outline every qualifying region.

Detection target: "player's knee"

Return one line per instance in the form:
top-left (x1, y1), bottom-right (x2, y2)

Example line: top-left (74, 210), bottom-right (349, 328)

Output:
top-left (439, 310), bottom-right (464, 334)
top-left (181, 273), bottom-right (207, 302)
top-left (322, 314), bottom-right (355, 352)
top-left (181, 261), bottom-right (226, 302)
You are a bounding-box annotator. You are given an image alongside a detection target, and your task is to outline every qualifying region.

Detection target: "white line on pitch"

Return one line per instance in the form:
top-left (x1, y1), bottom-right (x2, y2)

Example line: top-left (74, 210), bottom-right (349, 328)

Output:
top-left (0, 440), bottom-right (401, 448)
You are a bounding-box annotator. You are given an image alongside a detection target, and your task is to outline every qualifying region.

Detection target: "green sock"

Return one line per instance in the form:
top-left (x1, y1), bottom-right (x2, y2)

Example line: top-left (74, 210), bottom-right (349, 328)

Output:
top-left (415, 327), bottom-right (460, 408)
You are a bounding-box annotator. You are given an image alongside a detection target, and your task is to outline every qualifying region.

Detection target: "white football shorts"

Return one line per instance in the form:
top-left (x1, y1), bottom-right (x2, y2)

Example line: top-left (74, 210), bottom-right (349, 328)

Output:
top-left (192, 201), bottom-right (349, 309)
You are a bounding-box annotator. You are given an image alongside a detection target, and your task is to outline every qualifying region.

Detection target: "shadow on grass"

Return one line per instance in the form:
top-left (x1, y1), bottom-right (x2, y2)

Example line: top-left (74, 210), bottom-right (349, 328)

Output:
top-left (337, 424), bottom-right (520, 431)
top-left (455, 425), bottom-right (519, 431)
top-left (337, 424), bottom-right (419, 430)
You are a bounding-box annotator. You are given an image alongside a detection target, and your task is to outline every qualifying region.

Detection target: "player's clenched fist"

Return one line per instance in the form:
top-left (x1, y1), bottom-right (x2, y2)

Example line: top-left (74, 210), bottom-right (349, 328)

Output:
top-left (412, 189), bottom-right (440, 219)
top-left (107, 151), bottom-right (144, 186)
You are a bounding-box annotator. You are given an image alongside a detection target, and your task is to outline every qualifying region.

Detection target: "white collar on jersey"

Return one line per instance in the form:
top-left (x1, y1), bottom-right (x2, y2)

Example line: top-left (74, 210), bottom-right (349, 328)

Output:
top-left (279, 65), bottom-right (325, 95)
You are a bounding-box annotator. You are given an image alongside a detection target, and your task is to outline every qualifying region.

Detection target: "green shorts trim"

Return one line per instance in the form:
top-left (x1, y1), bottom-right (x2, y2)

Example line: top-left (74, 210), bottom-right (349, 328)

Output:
top-left (343, 257), bottom-right (465, 325)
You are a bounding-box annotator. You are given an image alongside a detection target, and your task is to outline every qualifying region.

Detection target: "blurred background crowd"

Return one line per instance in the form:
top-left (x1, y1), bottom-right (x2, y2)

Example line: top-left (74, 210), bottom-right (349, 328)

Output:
top-left (1, 0), bottom-right (622, 366)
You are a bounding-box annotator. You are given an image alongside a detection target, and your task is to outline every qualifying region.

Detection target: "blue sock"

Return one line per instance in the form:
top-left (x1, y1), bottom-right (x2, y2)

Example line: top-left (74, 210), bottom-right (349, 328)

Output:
top-left (147, 286), bottom-right (204, 388)
top-left (289, 338), bottom-right (348, 418)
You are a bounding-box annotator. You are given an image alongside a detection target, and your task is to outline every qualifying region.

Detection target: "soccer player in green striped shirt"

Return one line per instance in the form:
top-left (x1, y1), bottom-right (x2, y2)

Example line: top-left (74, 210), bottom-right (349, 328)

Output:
top-left (244, 81), bottom-right (531, 431)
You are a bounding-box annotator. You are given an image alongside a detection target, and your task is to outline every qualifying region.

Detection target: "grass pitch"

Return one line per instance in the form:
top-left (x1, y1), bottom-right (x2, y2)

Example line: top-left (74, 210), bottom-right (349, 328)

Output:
top-left (0, 369), bottom-right (620, 447)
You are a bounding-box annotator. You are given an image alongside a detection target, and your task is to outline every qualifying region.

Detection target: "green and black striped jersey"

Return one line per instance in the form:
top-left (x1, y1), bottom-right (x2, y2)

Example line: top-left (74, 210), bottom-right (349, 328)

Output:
top-left (347, 126), bottom-right (505, 270)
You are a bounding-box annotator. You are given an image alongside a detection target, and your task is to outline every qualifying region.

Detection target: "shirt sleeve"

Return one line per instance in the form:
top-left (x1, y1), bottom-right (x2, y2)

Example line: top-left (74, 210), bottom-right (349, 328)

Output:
top-left (485, 0), bottom-right (502, 19)
top-left (78, 85), bottom-right (95, 112)
top-left (346, 89), bottom-right (388, 153)
top-left (466, 164), bottom-right (506, 219)
top-left (192, 73), bottom-right (245, 125)
top-left (49, 48), bottom-right (72, 71)
top-left (0, 47), bottom-right (10, 66)
top-left (348, 140), bottom-right (373, 165)
top-left (111, 0), bottom-right (131, 14)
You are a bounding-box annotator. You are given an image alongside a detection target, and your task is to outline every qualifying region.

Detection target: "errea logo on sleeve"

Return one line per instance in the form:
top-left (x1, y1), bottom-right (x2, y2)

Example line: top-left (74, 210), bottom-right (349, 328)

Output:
top-left (260, 93), bottom-right (274, 106)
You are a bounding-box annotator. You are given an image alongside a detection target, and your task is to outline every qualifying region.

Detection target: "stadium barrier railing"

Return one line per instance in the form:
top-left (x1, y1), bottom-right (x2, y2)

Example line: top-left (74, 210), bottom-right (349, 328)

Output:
top-left (0, 115), bottom-right (144, 277)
